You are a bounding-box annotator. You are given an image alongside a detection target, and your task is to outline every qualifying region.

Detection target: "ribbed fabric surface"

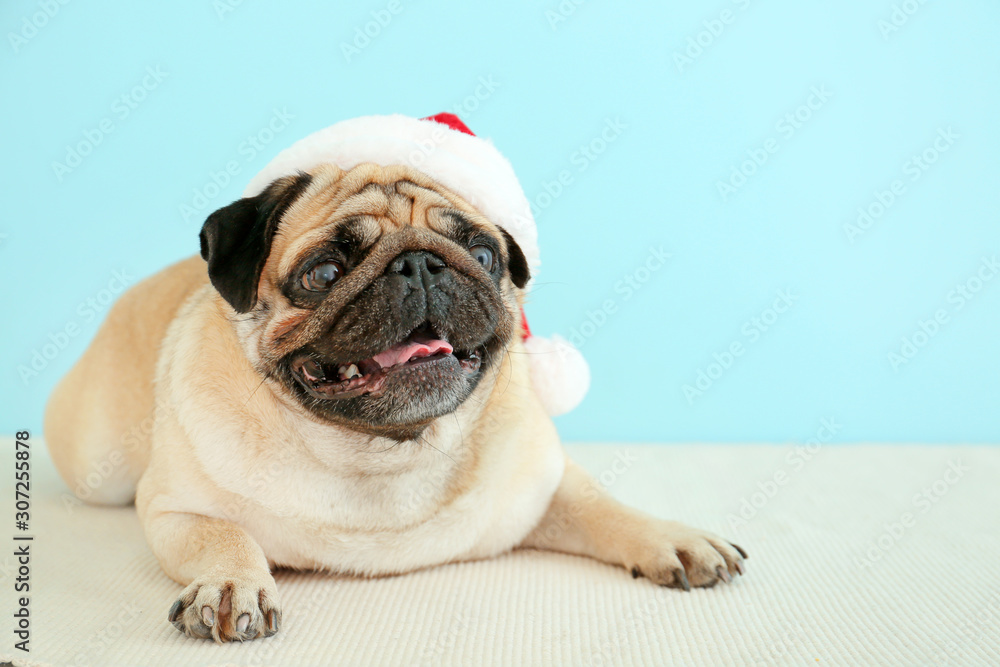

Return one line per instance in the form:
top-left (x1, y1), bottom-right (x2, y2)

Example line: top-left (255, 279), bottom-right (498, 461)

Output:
top-left (1, 440), bottom-right (998, 666)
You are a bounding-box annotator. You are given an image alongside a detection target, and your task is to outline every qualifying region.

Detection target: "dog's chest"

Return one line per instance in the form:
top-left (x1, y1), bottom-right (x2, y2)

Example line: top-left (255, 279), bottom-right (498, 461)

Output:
top-left (196, 426), bottom-right (464, 526)
top-left (188, 417), bottom-right (563, 575)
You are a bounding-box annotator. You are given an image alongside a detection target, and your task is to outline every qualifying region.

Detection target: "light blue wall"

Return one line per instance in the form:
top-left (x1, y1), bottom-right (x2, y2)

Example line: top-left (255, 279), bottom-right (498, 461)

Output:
top-left (2, 1), bottom-right (998, 443)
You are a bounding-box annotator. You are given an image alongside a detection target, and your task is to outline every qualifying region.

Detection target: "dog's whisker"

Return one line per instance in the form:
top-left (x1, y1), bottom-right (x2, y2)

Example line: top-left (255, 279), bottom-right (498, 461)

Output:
top-left (242, 378), bottom-right (268, 408)
top-left (417, 433), bottom-right (456, 463)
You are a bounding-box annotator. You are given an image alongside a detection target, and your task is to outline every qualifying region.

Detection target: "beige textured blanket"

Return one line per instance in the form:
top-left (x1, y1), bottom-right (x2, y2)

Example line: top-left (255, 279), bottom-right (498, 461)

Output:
top-left (1, 440), bottom-right (997, 666)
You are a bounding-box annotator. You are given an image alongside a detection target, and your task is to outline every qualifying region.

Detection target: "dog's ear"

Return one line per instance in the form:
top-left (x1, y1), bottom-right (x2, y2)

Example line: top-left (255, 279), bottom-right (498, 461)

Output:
top-left (199, 173), bottom-right (312, 313)
top-left (500, 228), bottom-right (530, 289)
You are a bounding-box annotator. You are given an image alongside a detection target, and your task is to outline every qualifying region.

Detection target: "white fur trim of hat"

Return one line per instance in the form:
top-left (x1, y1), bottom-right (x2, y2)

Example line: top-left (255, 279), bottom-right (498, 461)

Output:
top-left (244, 112), bottom-right (590, 416)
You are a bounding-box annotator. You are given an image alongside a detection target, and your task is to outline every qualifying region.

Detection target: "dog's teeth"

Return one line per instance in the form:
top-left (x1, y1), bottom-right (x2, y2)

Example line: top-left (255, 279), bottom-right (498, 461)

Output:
top-left (302, 359), bottom-right (325, 381)
top-left (338, 364), bottom-right (362, 381)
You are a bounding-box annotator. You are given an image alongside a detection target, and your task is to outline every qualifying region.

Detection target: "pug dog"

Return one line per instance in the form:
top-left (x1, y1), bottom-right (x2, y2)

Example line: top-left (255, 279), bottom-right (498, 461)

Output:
top-left (45, 125), bottom-right (747, 643)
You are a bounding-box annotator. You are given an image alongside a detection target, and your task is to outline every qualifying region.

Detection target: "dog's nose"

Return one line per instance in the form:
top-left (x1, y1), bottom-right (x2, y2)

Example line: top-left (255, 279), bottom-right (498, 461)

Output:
top-left (387, 250), bottom-right (448, 290)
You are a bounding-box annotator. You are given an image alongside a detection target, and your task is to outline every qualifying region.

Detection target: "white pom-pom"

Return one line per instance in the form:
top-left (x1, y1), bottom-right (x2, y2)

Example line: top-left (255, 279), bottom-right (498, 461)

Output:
top-left (522, 334), bottom-right (590, 416)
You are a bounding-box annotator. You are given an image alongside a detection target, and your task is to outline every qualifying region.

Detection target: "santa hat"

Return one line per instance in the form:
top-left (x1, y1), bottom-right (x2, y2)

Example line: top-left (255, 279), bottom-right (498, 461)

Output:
top-left (244, 113), bottom-right (590, 416)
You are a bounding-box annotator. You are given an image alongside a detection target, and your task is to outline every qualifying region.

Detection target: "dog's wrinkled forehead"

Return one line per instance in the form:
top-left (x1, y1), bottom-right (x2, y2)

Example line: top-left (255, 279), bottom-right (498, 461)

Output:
top-left (200, 161), bottom-right (529, 319)
top-left (269, 163), bottom-right (499, 277)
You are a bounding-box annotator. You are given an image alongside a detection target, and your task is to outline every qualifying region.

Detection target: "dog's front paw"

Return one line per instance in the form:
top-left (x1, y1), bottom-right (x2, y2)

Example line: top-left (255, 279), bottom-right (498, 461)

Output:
top-left (624, 520), bottom-right (748, 591)
top-left (168, 568), bottom-right (280, 642)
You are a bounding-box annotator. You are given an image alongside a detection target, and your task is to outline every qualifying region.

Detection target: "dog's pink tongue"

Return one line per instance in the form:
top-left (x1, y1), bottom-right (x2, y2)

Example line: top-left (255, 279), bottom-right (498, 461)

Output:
top-left (373, 334), bottom-right (453, 368)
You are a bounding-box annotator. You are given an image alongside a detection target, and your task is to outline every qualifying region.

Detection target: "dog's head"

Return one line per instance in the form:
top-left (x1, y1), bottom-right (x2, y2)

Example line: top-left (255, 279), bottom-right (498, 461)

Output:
top-left (199, 163), bottom-right (530, 439)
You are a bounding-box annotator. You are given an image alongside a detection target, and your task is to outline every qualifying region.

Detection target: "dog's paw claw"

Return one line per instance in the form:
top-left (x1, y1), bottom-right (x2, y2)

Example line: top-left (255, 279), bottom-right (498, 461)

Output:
top-left (168, 599), bottom-right (184, 623)
top-left (625, 521), bottom-right (747, 590)
top-left (265, 609), bottom-right (280, 637)
top-left (730, 542), bottom-right (749, 560)
top-left (673, 567), bottom-right (691, 591)
top-left (169, 571), bottom-right (280, 642)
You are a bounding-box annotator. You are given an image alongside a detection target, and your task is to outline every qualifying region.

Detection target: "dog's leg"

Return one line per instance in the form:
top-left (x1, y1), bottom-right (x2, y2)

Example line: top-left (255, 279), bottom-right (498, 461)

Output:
top-left (520, 457), bottom-right (747, 589)
top-left (143, 511), bottom-right (280, 642)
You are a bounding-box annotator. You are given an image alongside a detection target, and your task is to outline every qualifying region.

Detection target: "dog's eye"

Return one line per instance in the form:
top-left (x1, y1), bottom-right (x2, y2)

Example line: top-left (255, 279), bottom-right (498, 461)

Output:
top-left (301, 261), bottom-right (343, 291)
top-left (469, 245), bottom-right (495, 272)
